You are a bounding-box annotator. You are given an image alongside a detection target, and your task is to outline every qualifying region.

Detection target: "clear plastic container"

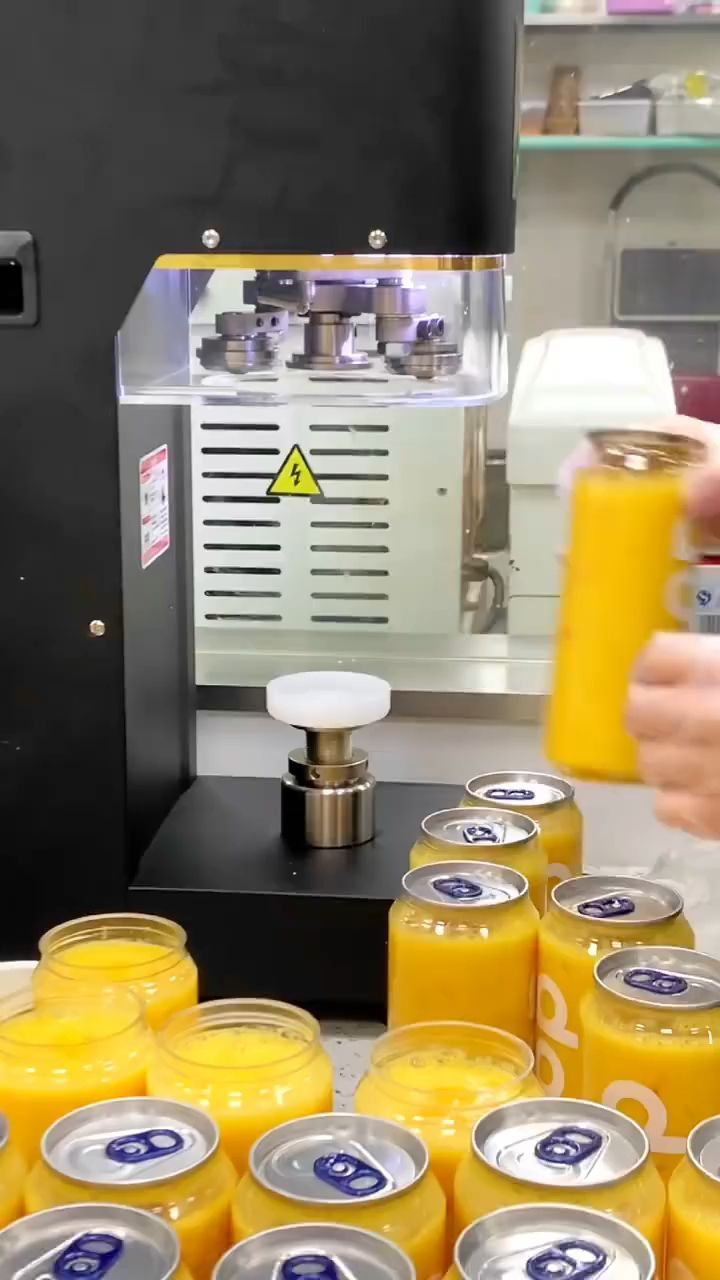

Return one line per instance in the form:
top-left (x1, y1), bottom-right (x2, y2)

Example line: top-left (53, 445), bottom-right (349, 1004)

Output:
top-left (0, 990), bottom-right (150, 1165)
top-left (147, 999), bottom-right (334, 1173)
top-left (35, 913), bottom-right (199, 1031)
top-left (354, 1022), bottom-right (542, 1198)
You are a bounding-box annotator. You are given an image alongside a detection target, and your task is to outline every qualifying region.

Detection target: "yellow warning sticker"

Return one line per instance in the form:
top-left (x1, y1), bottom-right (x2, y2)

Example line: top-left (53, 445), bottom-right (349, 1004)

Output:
top-left (266, 445), bottom-right (324, 498)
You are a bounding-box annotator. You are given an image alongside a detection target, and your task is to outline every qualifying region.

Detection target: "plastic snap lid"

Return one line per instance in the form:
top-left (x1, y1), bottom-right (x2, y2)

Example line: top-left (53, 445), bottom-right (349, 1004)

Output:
top-left (266, 672), bottom-right (391, 730)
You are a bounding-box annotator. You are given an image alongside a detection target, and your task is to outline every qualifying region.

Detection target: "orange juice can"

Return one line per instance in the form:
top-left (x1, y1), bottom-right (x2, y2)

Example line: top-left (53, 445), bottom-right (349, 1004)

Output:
top-left (409, 808), bottom-right (545, 914)
top-left (537, 874), bottom-right (694, 1099)
top-left (25, 1098), bottom-right (237, 1280)
top-left (0, 1113), bottom-right (25, 1229)
top-left (449, 1205), bottom-right (656, 1280)
top-left (388, 862), bottom-right (538, 1044)
top-left (214, 1223), bottom-right (416, 1280)
top-left (0, 1202), bottom-right (190, 1279)
top-left (546, 429), bottom-right (704, 782)
top-left (581, 946), bottom-right (720, 1183)
top-left (453, 1097), bottom-right (666, 1260)
top-left (463, 772), bottom-right (582, 896)
top-left (232, 1113), bottom-right (446, 1280)
top-left (668, 1117), bottom-right (720, 1280)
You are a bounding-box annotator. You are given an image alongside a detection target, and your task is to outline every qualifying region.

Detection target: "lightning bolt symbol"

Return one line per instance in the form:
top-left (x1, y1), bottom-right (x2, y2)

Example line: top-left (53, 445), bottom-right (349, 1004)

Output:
top-left (291, 461), bottom-right (302, 487)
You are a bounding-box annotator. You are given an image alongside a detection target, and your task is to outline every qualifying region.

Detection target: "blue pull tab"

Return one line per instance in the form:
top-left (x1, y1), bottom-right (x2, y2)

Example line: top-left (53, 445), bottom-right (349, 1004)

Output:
top-left (485, 787), bottom-right (535, 802)
top-left (526, 1240), bottom-right (607, 1279)
top-left (313, 1152), bottom-right (388, 1198)
top-left (282, 1256), bottom-right (339, 1280)
top-left (463, 823), bottom-right (501, 846)
top-left (535, 1126), bottom-right (603, 1167)
top-left (53, 1233), bottom-right (124, 1278)
top-left (624, 967), bottom-right (688, 997)
top-left (578, 895), bottom-right (635, 919)
top-left (105, 1128), bottom-right (185, 1164)
top-left (432, 876), bottom-right (485, 901)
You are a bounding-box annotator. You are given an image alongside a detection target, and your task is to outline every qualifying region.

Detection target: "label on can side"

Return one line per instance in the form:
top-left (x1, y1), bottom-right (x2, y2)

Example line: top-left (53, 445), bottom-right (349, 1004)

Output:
top-left (694, 562), bottom-right (720, 635)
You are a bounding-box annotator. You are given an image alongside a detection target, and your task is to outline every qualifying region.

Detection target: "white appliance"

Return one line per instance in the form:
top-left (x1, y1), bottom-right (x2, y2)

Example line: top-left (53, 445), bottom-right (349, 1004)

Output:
top-left (507, 328), bottom-right (676, 636)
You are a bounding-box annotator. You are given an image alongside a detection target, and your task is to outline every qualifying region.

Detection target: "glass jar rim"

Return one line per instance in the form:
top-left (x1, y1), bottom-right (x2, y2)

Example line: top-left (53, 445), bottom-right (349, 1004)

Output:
top-left (39, 913), bottom-right (188, 979)
top-left (156, 998), bottom-right (322, 1075)
top-left (366, 1021), bottom-right (535, 1112)
top-left (0, 988), bottom-right (146, 1052)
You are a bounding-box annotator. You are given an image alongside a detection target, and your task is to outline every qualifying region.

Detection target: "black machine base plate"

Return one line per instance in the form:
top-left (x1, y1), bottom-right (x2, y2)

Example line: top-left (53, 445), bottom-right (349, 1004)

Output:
top-left (130, 776), bottom-right (457, 1016)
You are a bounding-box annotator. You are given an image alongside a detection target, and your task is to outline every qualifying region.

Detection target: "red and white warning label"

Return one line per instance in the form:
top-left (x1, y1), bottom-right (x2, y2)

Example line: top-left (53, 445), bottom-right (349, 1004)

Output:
top-left (139, 444), bottom-right (170, 570)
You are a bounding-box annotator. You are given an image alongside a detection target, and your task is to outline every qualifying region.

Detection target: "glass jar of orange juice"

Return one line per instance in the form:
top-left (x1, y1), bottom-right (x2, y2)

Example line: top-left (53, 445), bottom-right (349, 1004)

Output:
top-left (463, 772), bottom-right (582, 897)
top-left (668, 1117), bottom-right (720, 1280)
top-left (537, 875), bottom-right (693, 1099)
top-left (147, 999), bottom-right (334, 1174)
top-left (453, 1097), bottom-right (665, 1261)
top-left (354, 1022), bottom-right (542, 1199)
top-left (25, 1098), bottom-right (237, 1280)
top-left (0, 1202), bottom-right (192, 1279)
top-left (233, 1114), bottom-right (445, 1280)
top-left (217, 1223), bottom-right (416, 1280)
top-left (0, 990), bottom-right (150, 1165)
top-left (389, 862), bottom-right (538, 1044)
top-left (446, 1205), bottom-right (656, 1280)
top-left (0, 1114), bottom-right (25, 1230)
top-left (582, 946), bottom-right (720, 1182)
top-left (35, 913), bottom-right (199, 1030)
top-left (546, 429), bottom-right (704, 782)
top-left (410, 809), bottom-right (545, 915)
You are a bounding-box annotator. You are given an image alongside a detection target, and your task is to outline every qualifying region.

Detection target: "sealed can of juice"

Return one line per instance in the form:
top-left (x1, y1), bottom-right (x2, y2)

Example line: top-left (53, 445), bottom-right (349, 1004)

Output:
top-left (463, 772), bottom-right (582, 895)
top-left (0, 1202), bottom-right (190, 1279)
top-left (214, 1223), bottom-right (416, 1280)
top-left (454, 1097), bottom-right (665, 1259)
top-left (410, 808), bottom-right (545, 914)
top-left (537, 875), bottom-right (693, 1098)
top-left (668, 1116), bottom-right (720, 1280)
top-left (25, 1098), bottom-right (236, 1280)
top-left (389, 862), bottom-right (537, 1044)
top-left (582, 946), bottom-right (720, 1182)
top-left (0, 1114), bottom-right (24, 1230)
top-left (447, 1204), bottom-right (655, 1280)
top-left (546, 429), bottom-right (705, 782)
top-left (232, 1114), bottom-right (446, 1280)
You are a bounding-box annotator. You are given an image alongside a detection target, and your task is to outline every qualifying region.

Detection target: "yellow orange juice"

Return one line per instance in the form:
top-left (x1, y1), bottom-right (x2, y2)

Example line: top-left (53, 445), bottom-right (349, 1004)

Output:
top-left (463, 772), bottom-right (582, 897)
top-left (0, 1114), bottom-right (25, 1229)
top-left (410, 808), bottom-right (545, 915)
top-left (232, 1113), bottom-right (446, 1280)
top-left (388, 862), bottom-right (538, 1044)
top-left (453, 1097), bottom-right (665, 1261)
top-left (537, 875), bottom-right (693, 1098)
top-left (546, 429), bottom-right (703, 782)
top-left (354, 1023), bottom-right (542, 1199)
top-left (0, 1202), bottom-right (189, 1276)
top-left (147, 999), bottom-right (334, 1174)
top-left (0, 990), bottom-right (150, 1165)
top-left (582, 946), bottom-right (720, 1183)
top-left (668, 1118), bottom-right (720, 1280)
top-left (25, 1098), bottom-right (237, 1280)
top-left (35, 912), bottom-right (198, 1030)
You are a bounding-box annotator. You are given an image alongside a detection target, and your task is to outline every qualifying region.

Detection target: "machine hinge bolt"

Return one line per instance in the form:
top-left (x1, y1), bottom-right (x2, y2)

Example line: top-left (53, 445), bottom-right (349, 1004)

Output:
top-left (202, 228), bottom-right (221, 250)
top-left (368, 228), bottom-right (388, 250)
top-left (89, 619), bottom-right (106, 637)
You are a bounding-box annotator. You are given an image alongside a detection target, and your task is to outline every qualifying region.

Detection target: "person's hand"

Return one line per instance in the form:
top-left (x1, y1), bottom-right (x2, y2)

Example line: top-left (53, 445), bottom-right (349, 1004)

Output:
top-left (628, 633), bottom-right (720, 837)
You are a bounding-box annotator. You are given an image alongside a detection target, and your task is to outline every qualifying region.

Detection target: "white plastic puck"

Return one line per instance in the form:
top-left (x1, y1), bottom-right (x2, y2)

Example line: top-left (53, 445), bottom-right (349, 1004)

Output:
top-left (266, 671), bottom-right (391, 729)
